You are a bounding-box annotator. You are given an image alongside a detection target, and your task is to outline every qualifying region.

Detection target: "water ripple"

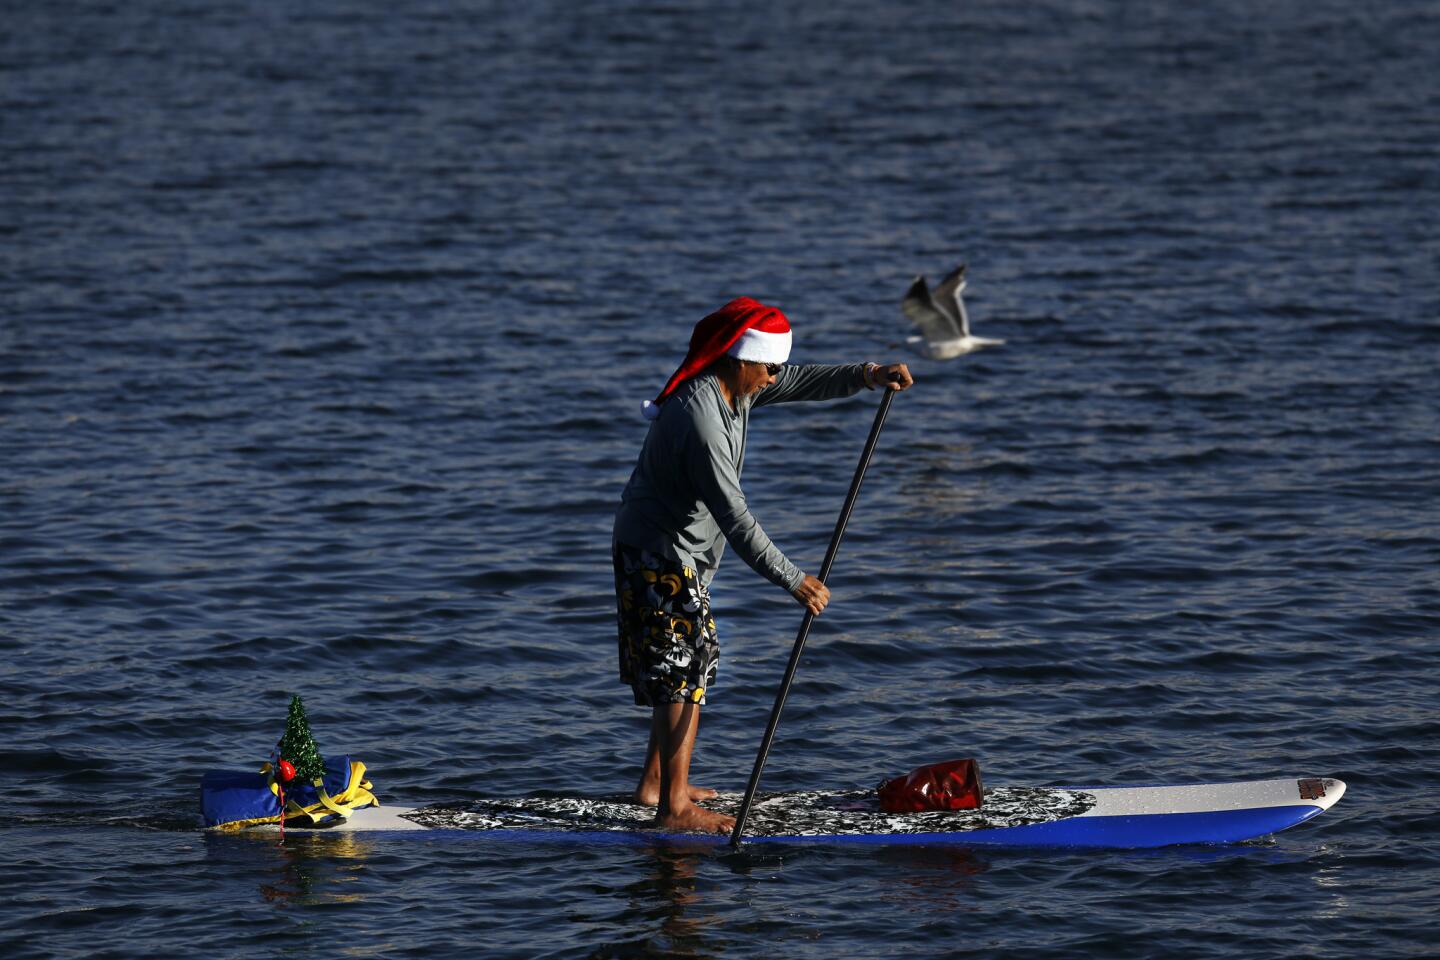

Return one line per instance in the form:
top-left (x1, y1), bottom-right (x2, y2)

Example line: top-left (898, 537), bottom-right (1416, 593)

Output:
top-left (2, 0), bottom-right (1437, 957)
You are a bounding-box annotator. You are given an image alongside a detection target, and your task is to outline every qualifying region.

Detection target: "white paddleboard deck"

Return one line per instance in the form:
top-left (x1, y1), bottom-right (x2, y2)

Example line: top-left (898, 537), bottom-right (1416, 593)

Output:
top-left (235, 777), bottom-right (1345, 849)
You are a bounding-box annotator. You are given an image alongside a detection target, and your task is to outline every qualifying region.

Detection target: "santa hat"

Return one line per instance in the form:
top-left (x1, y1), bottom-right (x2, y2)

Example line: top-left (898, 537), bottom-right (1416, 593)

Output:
top-left (641, 297), bottom-right (792, 420)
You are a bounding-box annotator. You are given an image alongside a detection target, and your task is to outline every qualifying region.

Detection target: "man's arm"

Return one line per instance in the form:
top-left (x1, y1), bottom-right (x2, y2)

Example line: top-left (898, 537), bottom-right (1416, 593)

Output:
top-left (686, 424), bottom-right (804, 593)
top-left (756, 362), bottom-right (913, 406)
top-left (754, 363), bottom-right (866, 407)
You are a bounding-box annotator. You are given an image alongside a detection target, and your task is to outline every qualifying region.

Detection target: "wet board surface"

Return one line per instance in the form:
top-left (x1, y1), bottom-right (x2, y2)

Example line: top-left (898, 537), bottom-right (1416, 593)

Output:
top-left (243, 777), bottom-right (1346, 849)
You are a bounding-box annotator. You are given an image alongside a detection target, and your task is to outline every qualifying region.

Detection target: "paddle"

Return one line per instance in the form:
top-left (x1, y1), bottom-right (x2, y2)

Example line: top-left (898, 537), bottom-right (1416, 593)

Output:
top-left (729, 375), bottom-right (900, 846)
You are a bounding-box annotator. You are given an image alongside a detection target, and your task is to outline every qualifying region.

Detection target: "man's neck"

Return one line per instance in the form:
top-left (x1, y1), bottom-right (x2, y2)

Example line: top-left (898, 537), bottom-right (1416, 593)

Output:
top-left (713, 369), bottom-right (739, 411)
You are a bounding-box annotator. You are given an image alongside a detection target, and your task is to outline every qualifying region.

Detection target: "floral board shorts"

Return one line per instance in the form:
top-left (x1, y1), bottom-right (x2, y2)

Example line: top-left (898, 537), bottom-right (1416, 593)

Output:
top-left (612, 542), bottom-right (719, 706)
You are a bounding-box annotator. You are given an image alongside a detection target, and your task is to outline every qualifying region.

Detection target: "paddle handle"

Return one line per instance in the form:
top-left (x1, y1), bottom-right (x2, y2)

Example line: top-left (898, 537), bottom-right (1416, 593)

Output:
top-left (729, 382), bottom-right (898, 846)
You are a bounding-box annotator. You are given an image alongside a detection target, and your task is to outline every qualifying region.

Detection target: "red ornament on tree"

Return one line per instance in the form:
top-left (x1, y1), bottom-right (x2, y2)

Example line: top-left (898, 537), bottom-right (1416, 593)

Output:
top-left (278, 759), bottom-right (297, 783)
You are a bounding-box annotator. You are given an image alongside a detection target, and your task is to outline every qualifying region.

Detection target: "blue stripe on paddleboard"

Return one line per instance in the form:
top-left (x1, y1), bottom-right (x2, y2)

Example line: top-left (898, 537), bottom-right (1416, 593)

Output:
top-left (392, 803), bottom-right (1326, 849)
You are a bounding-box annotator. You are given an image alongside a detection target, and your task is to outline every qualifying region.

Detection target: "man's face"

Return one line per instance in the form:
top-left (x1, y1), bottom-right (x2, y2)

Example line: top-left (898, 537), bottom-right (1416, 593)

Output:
top-left (739, 360), bottom-right (780, 395)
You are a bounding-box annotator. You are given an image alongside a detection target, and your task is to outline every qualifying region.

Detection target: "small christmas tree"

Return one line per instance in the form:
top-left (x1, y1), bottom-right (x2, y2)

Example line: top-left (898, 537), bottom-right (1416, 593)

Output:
top-left (276, 695), bottom-right (326, 782)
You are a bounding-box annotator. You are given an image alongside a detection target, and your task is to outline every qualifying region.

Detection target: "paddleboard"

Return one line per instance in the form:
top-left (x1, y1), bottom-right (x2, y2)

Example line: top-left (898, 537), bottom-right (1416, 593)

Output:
top-left (238, 776), bottom-right (1345, 849)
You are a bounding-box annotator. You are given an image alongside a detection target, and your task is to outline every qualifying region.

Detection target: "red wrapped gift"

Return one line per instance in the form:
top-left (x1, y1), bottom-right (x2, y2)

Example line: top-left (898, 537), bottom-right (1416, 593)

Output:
top-left (877, 758), bottom-right (984, 812)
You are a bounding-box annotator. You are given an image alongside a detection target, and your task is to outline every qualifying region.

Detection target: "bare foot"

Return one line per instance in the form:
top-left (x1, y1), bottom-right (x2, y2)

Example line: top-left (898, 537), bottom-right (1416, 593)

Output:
top-left (654, 802), bottom-right (735, 835)
top-left (634, 783), bottom-right (717, 806)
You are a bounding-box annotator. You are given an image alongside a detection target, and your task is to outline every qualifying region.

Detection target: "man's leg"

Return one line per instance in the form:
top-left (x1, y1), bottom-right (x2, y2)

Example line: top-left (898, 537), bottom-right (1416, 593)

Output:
top-left (634, 710), bottom-right (717, 806)
top-left (649, 701), bottom-right (734, 834)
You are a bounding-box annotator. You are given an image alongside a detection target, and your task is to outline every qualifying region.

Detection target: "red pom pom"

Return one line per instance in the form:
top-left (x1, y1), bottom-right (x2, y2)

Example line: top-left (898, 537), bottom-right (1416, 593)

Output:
top-left (278, 759), bottom-right (297, 782)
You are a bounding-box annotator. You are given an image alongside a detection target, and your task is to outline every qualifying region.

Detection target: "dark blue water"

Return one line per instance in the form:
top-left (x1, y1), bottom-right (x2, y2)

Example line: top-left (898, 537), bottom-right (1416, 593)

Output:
top-left (3, 1), bottom-right (1437, 956)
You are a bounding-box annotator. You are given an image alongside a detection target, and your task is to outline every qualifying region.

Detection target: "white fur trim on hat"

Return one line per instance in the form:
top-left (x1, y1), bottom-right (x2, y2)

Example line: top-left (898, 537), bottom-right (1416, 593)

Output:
top-left (726, 327), bottom-right (792, 365)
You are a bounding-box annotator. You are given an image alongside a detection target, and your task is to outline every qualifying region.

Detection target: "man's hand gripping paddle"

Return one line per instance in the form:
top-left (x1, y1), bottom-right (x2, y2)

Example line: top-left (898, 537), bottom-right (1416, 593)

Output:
top-left (729, 375), bottom-right (901, 846)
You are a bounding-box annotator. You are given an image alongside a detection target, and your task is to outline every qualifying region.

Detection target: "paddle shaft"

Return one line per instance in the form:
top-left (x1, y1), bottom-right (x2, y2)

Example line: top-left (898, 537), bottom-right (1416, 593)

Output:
top-left (728, 383), bottom-right (898, 845)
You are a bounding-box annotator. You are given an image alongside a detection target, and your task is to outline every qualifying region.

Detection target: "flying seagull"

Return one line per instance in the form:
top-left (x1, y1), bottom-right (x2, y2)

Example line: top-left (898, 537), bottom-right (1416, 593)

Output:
top-left (901, 264), bottom-right (1005, 359)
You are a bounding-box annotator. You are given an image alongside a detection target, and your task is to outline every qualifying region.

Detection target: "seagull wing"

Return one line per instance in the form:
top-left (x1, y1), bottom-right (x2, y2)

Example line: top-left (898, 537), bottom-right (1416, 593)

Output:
top-left (932, 264), bottom-right (971, 337)
top-left (901, 275), bottom-right (962, 342)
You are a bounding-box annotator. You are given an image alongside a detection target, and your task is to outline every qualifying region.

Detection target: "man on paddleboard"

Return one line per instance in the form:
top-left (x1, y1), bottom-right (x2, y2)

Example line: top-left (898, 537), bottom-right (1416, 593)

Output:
top-left (613, 297), bottom-right (912, 833)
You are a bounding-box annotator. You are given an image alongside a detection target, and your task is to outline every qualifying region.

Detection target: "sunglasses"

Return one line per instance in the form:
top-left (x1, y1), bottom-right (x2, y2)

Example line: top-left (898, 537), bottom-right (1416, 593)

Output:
top-left (748, 361), bottom-right (783, 376)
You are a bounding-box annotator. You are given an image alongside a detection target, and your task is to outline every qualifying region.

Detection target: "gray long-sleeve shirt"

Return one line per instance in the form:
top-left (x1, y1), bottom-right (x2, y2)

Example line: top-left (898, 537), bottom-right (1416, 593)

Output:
top-left (614, 363), bottom-right (869, 591)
